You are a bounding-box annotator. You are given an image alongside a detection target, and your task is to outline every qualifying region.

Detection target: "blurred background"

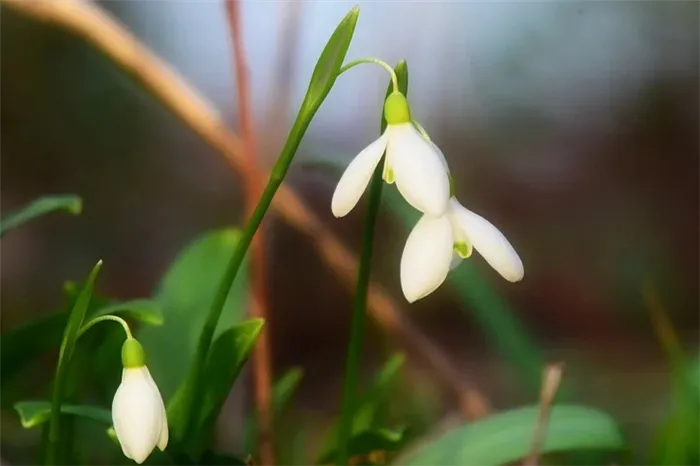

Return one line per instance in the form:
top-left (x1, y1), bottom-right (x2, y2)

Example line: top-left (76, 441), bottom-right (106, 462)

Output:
top-left (1, 1), bottom-right (698, 464)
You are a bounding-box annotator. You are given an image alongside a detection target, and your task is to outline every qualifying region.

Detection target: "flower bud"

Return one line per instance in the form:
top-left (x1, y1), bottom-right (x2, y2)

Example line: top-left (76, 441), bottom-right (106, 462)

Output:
top-left (112, 339), bottom-right (168, 464)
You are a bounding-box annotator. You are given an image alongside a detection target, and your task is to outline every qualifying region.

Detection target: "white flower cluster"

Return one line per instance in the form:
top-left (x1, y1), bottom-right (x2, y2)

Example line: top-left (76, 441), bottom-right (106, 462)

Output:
top-left (332, 91), bottom-right (523, 302)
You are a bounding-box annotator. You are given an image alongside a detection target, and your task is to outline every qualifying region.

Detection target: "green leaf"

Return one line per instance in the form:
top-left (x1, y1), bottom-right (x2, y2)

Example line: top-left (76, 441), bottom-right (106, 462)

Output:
top-left (271, 367), bottom-right (304, 414)
top-left (14, 401), bottom-right (111, 429)
top-left (47, 260), bottom-right (102, 463)
top-left (167, 319), bottom-right (263, 454)
top-left (401, 405), bottom-right (625, 466)
top-left (1, 298), bottom-right (163, 388)
top-left (0, 194), bottom-right (82, 237)
top-left (319, 353), bottom-right (405, 461)
top-left (318, 427), bottom-right (410, 465)
top-left (244, 367), bottom-right (305, 454)
top-left (138, 229), bottom-right (247, 402)
top-left (301, 6), bottom-right (359, 113)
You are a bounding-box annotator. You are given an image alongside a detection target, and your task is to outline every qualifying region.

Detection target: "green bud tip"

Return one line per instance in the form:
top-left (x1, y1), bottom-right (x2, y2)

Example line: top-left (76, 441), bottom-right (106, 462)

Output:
top-left (454, 241), bottom-right (473, 259)
top-left (384, 92), bottom-right (411, 125)
top-left (121, 338), bottom-right (146, 368)
top-left (449, 176), bottom-right (456, 197)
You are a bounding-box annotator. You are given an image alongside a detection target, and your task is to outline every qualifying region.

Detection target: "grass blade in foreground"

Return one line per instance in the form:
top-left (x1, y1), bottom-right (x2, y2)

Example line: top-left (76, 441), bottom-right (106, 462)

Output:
top-left (0, 194), bottom-right (82, 237)
top-left (170, 7), bottom-right (360, 444)
top-left (47, 260), bottom-right (102, 465)
top-left (401, 405), bottom-right (625, 466)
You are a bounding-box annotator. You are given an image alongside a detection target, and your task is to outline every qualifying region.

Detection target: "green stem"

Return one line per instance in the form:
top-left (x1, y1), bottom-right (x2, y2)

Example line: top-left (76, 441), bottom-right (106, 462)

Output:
top-left (182, 114), bottom-right (314, 436)
top-left (339, 58), bottom-right (399, 92)
top-left (77, 314), bottom-right (132, 339)
top-left (336, 163), bottom-right (384, 465)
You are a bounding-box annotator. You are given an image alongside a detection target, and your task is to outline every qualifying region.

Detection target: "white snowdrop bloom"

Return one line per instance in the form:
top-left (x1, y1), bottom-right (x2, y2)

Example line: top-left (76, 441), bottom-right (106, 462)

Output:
top-left (400, 197), bottom-right (524, 303)
top-left (112, 339), bottom-right (168, 464)
top-left (331, 92), bottom-right (451, 218)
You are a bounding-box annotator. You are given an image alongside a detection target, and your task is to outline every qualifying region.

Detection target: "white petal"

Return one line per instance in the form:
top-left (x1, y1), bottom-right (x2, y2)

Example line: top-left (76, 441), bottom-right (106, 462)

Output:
top-left (400, 214), bottom-right (454, 303)
top-left (451, 200), bottom-right (524, 282)
top-left (112, 367), bottom-right (163, 464)
top-left (331, 133), bottom-right (388, 217)
top-left (429, 141), bottom-right (450, 173)
top-left (144, 371), bottom-right (169, 451)
top-left (157, 405), bottom-right (169, 451)
top-left (387, 123), bottom-right (450, 216)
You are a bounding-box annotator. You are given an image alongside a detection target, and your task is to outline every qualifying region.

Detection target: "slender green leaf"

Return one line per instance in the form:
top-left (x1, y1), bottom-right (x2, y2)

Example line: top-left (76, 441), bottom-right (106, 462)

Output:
top-left (401, 405), bottom-right (625, 466)
top-left (320, 353), bottom-right (405, 461)
top-left (167, 319), bottom-right (263, 454)
top-left (301, 6), bottom-right (359, 113)
top-left (647, 288), bottom-right (699, 465)
top-left (0, 194), bottom-right (82, 237)
top-left (244, 367), bottom-right (305, 453)
top-left (14, 401), bottom-right (111, 429)
top-left (273, 368), bottom-right (304, 413)
top-left (48, 260), bottom-right (102, 464)
top-left (138, 229), bottom-right (247, 402)
top-left (318, 427), bottom-right (410, 465)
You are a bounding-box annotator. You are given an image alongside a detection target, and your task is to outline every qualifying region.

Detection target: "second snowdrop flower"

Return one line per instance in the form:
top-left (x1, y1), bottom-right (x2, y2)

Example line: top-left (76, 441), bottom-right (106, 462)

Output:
top-left (331, 92), bottom-right (451, 218)
top-left (400, 197), bottom-right (524, 303)
top-left (112, 338), bottom-right (168, 464)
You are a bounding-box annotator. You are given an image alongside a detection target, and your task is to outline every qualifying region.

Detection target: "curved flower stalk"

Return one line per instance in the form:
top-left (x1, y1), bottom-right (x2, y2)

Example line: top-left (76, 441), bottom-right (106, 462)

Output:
top-left (400, 197), bottom-right (524, 303)
top-left (112, 338), bottom-right (168, 464)
top-left (331, 92), bottom-right (451, 218)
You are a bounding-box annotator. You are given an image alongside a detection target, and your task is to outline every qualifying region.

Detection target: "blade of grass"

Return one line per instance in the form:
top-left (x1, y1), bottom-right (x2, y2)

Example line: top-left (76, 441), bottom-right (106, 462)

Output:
top-left (46, 260), bottom-right (102, 465)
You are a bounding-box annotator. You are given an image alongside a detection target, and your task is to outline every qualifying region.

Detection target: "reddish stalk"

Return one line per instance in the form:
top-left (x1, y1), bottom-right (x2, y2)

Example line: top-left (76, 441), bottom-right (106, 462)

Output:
top-left (225, 2), bottom-right (274, 464)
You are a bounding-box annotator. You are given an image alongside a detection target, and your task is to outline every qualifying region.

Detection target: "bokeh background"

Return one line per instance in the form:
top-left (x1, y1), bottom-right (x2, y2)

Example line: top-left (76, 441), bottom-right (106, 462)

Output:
top-left (2, 1), bottom-right (698, 464)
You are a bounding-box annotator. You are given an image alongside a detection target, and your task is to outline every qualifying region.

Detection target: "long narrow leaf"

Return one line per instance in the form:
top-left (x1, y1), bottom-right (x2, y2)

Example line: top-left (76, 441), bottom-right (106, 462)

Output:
top-left (0, 195), bottom-right (82, 237)
top-left (47, 260), bottom-right (102, 464)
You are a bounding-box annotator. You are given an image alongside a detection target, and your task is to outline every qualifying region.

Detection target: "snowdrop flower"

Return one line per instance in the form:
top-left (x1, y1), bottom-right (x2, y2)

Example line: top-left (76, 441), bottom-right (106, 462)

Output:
top-left (112, 338), bottom-right (168, 464)
top-left (400, 197), bottom-right (524, 303)
top-left (331, 92), bottom-right (451, 217)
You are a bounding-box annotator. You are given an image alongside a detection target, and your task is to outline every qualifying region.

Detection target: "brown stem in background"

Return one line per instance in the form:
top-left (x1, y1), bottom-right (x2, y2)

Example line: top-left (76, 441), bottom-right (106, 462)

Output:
top-left (2, 0), bottom-right (491, 421)
top-left (523, 363), bottom-right (564, 466)
top-left (224, 1), bottom-right (275, 464)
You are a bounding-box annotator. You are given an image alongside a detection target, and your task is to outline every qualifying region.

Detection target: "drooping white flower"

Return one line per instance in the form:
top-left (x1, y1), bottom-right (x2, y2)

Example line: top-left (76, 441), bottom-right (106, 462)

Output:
top-left (112, 339), bottom-right (168, 464)
top-left (400, 197), bottom-right (524, 303)
top-left (331, 92), bottom-right (451, 218)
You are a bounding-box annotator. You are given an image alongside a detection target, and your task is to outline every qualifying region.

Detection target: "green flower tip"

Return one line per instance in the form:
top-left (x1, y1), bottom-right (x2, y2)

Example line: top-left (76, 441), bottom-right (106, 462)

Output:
top-left (121, 338), bottom-right (146, 368)
top-left (384, 92), bottom-right (411, 125)
top-left (454, 241), bottom-right (473, 259)
top-left (449, 176), bottom-right (456, 197)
